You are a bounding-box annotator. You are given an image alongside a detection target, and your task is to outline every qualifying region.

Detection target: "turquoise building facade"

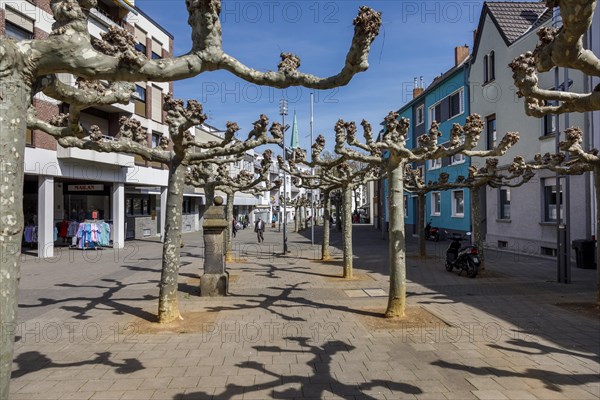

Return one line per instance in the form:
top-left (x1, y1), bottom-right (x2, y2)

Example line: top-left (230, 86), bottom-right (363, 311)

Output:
top-left (382, 56), bottom-right (472, 237)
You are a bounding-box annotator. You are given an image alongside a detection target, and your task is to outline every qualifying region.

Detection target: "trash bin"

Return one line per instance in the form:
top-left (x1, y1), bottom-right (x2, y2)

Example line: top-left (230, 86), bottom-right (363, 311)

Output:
top-left (572, 239), bottom-right (597, 269)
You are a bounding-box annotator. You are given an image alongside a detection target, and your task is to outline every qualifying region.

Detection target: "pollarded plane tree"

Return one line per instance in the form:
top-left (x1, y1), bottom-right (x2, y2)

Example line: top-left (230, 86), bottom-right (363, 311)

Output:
top-left (278, 163), bottom-right (341, 261)
top-left (0, 0), bottom-right (382, 394)
top-left (185, 149), bottom-right (281, 262)
top-left (404, 157), bottom-right (535, 269)
top-left (509, 0), bottom-right (600, 304)
top-left (29, 93), bottom-right (284, 321)
top-left (283, 145), bottom-right (380, 279)
top-left (335, 113), bottom-right (520, 317)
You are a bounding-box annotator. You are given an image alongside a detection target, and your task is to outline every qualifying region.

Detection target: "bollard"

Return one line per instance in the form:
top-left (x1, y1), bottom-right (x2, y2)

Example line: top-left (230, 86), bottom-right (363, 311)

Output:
top-left (200, 196), bottom-right (229, 296)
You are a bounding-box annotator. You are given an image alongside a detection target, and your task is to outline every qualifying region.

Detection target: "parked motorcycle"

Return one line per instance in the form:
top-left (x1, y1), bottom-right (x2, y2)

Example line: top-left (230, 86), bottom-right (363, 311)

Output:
top-left (445, 231), bottom-right (479, 278)
top-left (424, 220), bottom-right (440, 242)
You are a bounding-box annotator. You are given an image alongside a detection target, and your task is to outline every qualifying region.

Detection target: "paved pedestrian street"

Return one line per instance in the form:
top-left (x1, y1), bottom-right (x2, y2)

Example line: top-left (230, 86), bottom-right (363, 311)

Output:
top-left (9, 225), bottom-right (600, 399)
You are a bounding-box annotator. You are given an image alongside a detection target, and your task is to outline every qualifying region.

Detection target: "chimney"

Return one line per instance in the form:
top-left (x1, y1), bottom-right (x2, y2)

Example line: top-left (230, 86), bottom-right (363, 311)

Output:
top-left (412, 77), bottom-right (424, 99)
top-left (455, 45), bottom-right (470, 66)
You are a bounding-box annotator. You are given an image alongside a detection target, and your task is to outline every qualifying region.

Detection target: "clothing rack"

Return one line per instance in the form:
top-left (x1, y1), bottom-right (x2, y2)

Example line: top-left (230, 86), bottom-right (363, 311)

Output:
top-left (71, 220), bottom-right (112, 250)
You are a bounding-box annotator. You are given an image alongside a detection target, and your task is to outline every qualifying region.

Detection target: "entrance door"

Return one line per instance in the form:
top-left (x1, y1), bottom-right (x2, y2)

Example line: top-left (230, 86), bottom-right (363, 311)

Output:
top-left (412, 197), bottom-right (419, 235)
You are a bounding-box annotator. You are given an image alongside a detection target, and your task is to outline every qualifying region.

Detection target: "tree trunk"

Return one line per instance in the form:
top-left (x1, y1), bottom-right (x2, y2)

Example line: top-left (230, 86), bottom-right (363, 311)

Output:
top-left (205, 186), bottom-right (215, 208)
top-left (418, 194), bottom-right (426, 258)
top-left (595, 166), bottom-right (600, 306)
top-left (225, 192), bottom-right (234, 262)
top-left (158, 159), bottom-right (185, 323)
top-left (322, 191), bottom-right (331, 261)
top-left (471, 187), bottom-right (485, 272)
top-left (342, 184), bottom-right (353, 279)
top-left (385, 163), bottom-right (407, 318)
top-left (295, 206), bottom-right (300, 232)
top-left (0, 75), bottom-right (30, 400)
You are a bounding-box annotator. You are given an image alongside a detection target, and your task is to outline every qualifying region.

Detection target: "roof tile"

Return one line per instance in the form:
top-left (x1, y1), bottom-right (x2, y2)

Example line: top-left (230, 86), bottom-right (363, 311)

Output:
top-left (486, 1), bottom-right (552, 44)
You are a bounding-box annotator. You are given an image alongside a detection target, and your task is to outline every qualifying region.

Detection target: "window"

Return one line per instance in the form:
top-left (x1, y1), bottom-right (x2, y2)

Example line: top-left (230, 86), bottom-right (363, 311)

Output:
top-left (499, 187), bottom-right (511, 220)
top-left (451, 153), bottom-right (465, 165)
top-left (449, 88), bottom-right (464, 119)
top-left (151, 39), bottom-right (163, 60)
top-left (543, 178), bottom-right (564, 222)
top-left (126, 195), bottom-right (152, 216)
top-left (452, 190), bottom-right (464, 217)
top-left (151, 133), bottom-right (160, 148)
top-left (135, 42), bottom-right (147, 54)
top-left (483, 51), bottom-right (495, 83)
top-left (486, 115), bottom-right (496, 150)
top-left (183, 198), bottom-right (195, 214)
top-left (26, 128), bottom-right (33, 147)
top-left (431, 192), bottom-right (441, 216)
top-left (134, 85), bottom-right (146, 116)
top-left (416, 105), bottom-right (425, 126)
top-left (429, 158), bottom-right (441, 170)
top-left (150, 86), bottom-right (163, 122)
top-left (483, 54), bottom-right (489, 83)
top-left (134, 26), bottom-right (147, 56)
top-left (429, 103), bottom-right (442, 123)
top-left (543, 97), bottom-right (558, 136)
top-left (5, 8), bottom-right (34, 40)
top-left (403, 195), bottom-right (408, 218)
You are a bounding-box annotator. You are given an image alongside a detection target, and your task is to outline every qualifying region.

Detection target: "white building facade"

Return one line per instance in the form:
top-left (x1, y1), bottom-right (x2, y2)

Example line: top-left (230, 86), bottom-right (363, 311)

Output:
top-left (1, 0), bottom-right (212, 257)
top-left (470, 2), bottom-right (594, 258)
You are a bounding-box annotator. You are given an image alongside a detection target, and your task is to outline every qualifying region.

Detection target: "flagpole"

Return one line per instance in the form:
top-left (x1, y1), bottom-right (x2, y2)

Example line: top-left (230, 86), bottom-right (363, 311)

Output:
top-left (310, 93), bottom-right (315, 246)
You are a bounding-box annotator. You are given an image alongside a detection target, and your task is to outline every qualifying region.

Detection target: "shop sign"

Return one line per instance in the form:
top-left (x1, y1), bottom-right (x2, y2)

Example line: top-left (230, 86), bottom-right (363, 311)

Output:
top-left (68, 184), bottom-right (104, 192)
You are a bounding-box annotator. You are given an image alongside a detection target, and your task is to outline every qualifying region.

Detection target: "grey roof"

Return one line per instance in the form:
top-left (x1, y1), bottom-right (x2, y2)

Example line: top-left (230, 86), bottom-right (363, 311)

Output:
top-left (486, 2), bottom-right (551, 45)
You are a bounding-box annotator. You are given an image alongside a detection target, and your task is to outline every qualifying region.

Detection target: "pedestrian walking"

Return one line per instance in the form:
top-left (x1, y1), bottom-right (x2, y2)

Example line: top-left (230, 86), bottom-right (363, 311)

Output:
top-left (255, 217), bottom-right (265, 243)
top-left (232, 217), bottom-right (238, 238)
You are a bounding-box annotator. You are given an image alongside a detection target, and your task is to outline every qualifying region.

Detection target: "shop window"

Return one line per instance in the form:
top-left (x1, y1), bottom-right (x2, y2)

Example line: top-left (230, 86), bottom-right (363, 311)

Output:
top-left (183, 198), bottom-right (195, 214)
top-left (127, 195), bottom-right (152, 216)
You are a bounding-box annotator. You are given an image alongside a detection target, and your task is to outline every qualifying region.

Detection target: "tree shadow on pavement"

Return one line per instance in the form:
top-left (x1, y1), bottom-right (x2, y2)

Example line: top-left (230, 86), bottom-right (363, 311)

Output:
top-left (205, 283), bottom-right (310, 322)
top-left (18, 278), bottom-right (158, 321)
top-left (12, 351), bottom-right (144, 379)
top-left (488, 338), bottom-right (600, 363)
top-left (432, 359), bottom-right (598, 393)
top-left (205, 282), bottom-right (385, 321)
top-left (179, 337), bottom-right (422, 400)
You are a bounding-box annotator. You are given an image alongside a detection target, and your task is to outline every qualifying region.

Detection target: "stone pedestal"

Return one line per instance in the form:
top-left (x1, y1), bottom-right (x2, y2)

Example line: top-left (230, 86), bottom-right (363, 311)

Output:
top-left (200, 196), bottom-right (229, 297)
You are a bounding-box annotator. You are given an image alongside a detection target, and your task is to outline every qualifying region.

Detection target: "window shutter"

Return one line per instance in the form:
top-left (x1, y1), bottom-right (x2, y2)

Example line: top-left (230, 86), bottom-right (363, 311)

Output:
top-left (5, 7), bottom-right (34, 33)
top-left (151, 86), bottom-right (162, 122)
top-left (134, 26), bottom-right (146, 44)
top-left (152, 39), bottom-right (162, 55)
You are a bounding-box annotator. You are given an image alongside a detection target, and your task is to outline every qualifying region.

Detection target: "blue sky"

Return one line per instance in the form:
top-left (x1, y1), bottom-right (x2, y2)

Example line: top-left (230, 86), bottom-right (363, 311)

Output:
top-left (135, 1), bottom-right (534, 149)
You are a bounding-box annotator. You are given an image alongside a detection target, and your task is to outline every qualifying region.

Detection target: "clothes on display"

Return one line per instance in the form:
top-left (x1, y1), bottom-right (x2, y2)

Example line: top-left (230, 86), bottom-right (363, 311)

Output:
top-left (74, 221), bottom-right (112, 249)
top-left (23, 226), bottom-right (37, 243)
